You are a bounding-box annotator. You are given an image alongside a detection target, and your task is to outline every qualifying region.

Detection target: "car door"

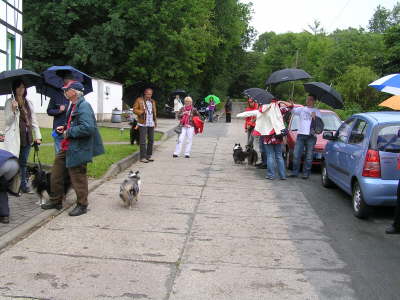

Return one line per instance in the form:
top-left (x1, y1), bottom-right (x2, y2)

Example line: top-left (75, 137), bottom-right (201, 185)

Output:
top-left (375, 123), bottom-right (400, 180)
top-left (327, 118), bottom-right (356, 187)
top-left (343, 118), bottom-right (370, 192)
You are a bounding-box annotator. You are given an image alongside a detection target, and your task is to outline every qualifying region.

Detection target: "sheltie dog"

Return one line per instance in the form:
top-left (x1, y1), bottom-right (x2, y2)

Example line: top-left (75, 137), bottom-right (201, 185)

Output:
top-left (119, 170), bottom-right (141, 209)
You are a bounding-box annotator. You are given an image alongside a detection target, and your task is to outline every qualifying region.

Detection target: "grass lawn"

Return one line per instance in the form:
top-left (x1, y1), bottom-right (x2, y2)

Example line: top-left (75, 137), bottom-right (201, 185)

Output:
top-left (29, 127), bottom-right (163, 178)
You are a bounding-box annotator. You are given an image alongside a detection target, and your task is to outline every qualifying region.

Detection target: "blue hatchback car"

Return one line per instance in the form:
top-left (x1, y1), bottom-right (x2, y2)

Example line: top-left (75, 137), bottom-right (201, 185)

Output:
top-left (321, 112), bottom-right (400, 218)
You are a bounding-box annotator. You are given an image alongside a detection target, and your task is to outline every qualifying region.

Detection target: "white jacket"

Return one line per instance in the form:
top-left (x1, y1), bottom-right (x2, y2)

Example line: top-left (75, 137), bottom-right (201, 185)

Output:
top-left (236, 103), bottom-right (285, 136)
top-left (1, 97), bottom-right (42, 157)
top-left (174, 98), bottom-right (183, 112)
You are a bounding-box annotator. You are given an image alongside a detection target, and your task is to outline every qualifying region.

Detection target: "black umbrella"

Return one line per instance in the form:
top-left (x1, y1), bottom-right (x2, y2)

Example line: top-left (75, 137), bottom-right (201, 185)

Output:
top-left (265, 68), bottom-right (312, 85)
top-left (303, 82), bottom-right (344, 109)
top-left (170, 89), bottom-right (187, 98)
top-left (123, 81), bottom-right (161, 107)
top-left (0, 69), bottom-right (42, 95)
top-left (243, 88), bottom-right (274, 105)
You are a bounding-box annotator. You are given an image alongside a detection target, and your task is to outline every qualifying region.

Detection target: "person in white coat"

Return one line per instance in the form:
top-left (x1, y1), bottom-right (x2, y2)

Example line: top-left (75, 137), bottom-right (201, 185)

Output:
top-left (173, 95), bottom-right (183, 119)
top-left (3, 80), bottom-right (42, 193)
top-left (173, 97), bottom-right (199, 158)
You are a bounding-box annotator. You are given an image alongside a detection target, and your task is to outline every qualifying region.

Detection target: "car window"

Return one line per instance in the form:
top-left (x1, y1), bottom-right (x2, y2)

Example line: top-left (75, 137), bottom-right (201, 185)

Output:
top-left (320, 113), bottom-right (342, 131)
top-left (336, 118), bottom-right (356, 143)
top-left (348, 119), bottom-right (368, 144)
top-left (376, 124), bottom-right (400, 153)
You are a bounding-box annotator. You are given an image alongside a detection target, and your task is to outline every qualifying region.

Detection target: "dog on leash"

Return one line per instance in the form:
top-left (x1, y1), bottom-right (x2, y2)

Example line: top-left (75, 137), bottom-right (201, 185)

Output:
top-left (119, 170), bottom-right (141, 209)
top-left (233, 143), bottom-right (247, 164)
top-left (130, 119), bottom-right (140, 145)
top-left (245, 144), bottom-right (258, 166)
top-left (28, 166), bottom-right (72, 205)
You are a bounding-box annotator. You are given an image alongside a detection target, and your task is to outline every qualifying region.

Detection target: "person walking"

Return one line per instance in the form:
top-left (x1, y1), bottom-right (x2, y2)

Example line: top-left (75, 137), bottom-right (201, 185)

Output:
top-left (173, 97), bottom-right (200, 158)
top-left (289, 94), bottom-right (321, 179)
top-left (173, 95), bottom-right (183, 119)
top-left (3, 79), bottom-right (42, 193)
top-left (46, 72), bottom-right (74, 153)
top-left (41, 81), bottom-right (104, 216)
top-left (133, 88), bottom-right (157, 163)
top-left (0, 149), bottom-right (19, 224)
top-left (225, 97), bottom-right (232, 123)
top-left (207, 99), bottom-right (216, 122)
top-left (244, 98), bottom-right (258, 147)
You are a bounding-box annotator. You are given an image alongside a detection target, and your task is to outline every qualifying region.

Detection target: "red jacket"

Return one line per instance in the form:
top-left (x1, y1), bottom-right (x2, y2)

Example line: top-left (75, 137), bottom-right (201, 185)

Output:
top-left (244, 104), bottom-right (258, 130)
top-left (193, 116), bottom-right (204, 134)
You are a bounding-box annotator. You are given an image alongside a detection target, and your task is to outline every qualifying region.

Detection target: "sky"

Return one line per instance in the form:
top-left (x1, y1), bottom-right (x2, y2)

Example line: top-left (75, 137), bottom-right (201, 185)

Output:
top-left (240, 0), bottom-right (399, 35)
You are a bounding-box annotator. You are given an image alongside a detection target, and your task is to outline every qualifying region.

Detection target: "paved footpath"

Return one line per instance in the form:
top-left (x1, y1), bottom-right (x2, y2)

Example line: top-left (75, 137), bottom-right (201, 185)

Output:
top-left (0, 120), bottom-right (356, 300)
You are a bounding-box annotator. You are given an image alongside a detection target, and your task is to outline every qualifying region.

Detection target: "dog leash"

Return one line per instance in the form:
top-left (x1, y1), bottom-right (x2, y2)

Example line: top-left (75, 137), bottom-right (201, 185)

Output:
top-left (32, 142), bottom-right (43, 170)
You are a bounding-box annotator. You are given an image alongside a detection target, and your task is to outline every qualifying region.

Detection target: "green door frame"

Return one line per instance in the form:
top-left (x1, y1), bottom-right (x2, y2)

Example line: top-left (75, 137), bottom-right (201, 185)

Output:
top-left (7, 32), bottom-right (16, 70)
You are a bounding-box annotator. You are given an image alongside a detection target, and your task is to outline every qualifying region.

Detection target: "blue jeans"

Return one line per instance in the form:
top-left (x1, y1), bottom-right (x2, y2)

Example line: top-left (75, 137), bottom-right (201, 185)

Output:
top-left (208, 110), bottom-right (214, 122)
top-left (19, 144), bottom-right (31, 190)
top-left (53, 133), bottom-right (64, 154)
top-left (292, 134), bottom-right (317, 176)
top-left (264, 143), bottom-right (286, 179)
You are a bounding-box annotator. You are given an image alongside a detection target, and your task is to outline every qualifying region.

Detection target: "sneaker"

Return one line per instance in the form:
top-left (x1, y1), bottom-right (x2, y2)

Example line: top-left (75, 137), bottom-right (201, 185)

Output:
top-left (147, 157), bottom-right (154, 162)
top-left (68, 204), bottom-right (87, 217)
top-left (140, 159), bottom-right (149, 163)
top-left (185, 155), bottom-right (190, 158)
top-left (265, 176), bottom-right (274, 180)
top-left (172, 154), bottom-right (178, 158)
top-left (41, 202), bottom-right (63, 210)
top-left (280, 177), bottom-right (287, 180)
top-left (386, 225), bottom-right (400, 234)
top-left (0, 216), bottom-right (9, 224)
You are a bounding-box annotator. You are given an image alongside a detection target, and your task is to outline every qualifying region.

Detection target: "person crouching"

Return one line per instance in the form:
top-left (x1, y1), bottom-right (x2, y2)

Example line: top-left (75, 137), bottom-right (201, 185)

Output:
top-left (173, 97), bottom-right (199, 158)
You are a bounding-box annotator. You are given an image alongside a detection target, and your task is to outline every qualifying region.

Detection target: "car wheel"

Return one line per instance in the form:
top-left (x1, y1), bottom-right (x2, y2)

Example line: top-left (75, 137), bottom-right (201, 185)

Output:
top-left (321, 162), bottom-right (334, 188)
top-left (352, 181), bottom-right (370, 219)
top-left (285, 148), bottom-right (293, 170)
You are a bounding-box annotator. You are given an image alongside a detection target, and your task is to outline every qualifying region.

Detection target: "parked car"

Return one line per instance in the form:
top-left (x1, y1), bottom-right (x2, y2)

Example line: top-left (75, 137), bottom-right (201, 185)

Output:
top-left (284, 106), bottom-right (342, 169)
top-left (321, 112), bottom-right (400, 218)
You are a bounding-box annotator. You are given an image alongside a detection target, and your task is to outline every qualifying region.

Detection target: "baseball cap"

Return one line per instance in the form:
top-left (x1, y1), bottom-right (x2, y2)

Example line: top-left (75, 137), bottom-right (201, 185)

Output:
top-left (62, 81), bottom-right (84, 92)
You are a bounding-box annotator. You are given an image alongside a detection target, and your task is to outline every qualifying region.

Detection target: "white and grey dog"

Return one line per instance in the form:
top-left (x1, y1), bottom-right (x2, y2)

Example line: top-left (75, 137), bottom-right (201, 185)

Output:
top-left (119, 170), bottom-right (141, 209)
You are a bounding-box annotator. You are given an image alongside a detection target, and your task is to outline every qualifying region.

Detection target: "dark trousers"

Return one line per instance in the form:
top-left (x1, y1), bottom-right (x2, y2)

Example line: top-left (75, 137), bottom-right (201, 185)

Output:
top-left (19, 144), bottom-right (31, 190)
top-left (393, 180), bottom-right (400, 229)
top-left (139, 126), bottom-right (154, 159)
top-left (226, 113), bottom-right (231, 123)
top-left (50, 151), bottom-right (88, 206)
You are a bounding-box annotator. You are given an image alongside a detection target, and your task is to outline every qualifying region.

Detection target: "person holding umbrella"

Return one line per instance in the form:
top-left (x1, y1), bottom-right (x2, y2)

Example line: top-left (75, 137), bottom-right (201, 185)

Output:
top-left (133, 88), bottom-right (157, 163)
top-left (244, 97), bottom-right (258, 147)
top-left (289, 94), bottom-right (321, 179)
top-left (46, 71), bottom-right (75, 153)
top-left (207, 99), bottom-right (216, 122)
top-left (3, 79), bottom-right (42, 193)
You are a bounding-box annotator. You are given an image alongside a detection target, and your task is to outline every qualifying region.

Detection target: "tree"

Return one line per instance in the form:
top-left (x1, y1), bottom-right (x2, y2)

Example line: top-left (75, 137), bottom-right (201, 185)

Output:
top-left (252, 32), bottom-right (275, 52)
top-left (307, 19), bottom-right (325, 35)
top-left (383, 24), bottom-right (400, 74)
top-left (369, 5), bottom-right (391, 33)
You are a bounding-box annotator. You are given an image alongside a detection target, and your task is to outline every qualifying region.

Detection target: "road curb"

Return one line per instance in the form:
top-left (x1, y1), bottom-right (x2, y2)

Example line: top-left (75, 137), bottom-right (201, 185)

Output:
top-left (0, 125), bottom-right (177, 252)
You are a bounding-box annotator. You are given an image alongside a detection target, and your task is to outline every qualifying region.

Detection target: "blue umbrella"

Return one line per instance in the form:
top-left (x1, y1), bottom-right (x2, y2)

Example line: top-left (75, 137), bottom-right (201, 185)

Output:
top-left (369, 74), bottom-right (400, 95)
top-left (41, 65), bottom-right (93, 95)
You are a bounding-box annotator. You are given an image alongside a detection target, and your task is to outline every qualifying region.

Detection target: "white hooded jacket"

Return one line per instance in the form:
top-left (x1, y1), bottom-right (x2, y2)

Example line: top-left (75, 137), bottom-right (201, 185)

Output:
top-left (236, 102), bottom-right (285, 136)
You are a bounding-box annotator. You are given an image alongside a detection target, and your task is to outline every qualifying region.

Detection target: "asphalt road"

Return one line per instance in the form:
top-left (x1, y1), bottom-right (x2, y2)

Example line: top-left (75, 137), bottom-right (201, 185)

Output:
top-left (293, 170), bottom-right (400, 300)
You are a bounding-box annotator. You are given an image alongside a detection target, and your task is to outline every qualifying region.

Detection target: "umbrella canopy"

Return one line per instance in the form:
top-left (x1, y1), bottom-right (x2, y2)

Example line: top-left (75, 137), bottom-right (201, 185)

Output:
top-left (0, 69), bottom-right (42, 95)
top-left (123, 82), bottom-right (161, 107)
top-left (42, 65), bottom-right (93, 95)
top-left (204, 94), bottom-right (220, 105)
top-left (170, 89), bottom-right (187, 98)
top-left (369, 74), bottom-right (400, 95)
top-left (265, 68), bottom-right (312, 85)
top-left (243, 88), bottom-right (274, 105)
top-left (303, 82), bottom-right (344, 109)
top-left (379, 95), bottom-right (400, 110)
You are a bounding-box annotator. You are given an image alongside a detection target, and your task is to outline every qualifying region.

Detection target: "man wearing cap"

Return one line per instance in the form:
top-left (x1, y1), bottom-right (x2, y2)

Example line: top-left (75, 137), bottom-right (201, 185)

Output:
top-left (41, 81), bottom-right (104, 216)
top-left (133, 88), bottom-right (157, 163)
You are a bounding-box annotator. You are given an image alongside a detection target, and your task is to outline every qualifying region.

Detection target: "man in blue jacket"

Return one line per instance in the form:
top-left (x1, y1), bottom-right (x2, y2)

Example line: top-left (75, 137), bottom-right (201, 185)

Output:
top-left (41, 81), bottom-right (104, 216)
top-left (46, 73), bottom-right (74, 153)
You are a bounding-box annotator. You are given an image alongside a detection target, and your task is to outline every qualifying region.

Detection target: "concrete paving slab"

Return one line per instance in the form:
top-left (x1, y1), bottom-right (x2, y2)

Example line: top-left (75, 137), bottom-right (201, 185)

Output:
top-left (170, 263), bottom-right (318, 300)
top-left (0, 251), bottom-right (172, 300)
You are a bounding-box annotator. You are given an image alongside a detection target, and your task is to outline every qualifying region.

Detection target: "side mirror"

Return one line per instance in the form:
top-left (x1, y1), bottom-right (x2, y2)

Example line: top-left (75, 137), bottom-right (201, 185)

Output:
top-left (323, 131), bottom-right (336, 140)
